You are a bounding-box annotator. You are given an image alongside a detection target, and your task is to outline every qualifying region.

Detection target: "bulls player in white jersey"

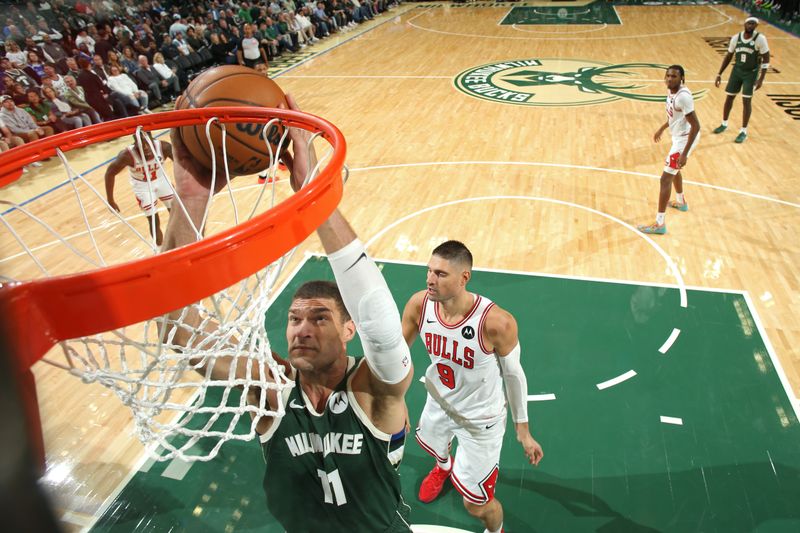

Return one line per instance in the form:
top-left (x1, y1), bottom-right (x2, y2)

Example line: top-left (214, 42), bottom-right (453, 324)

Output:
top-left (402, 241), bottom-right (543, 533)
top-left (104, 131), bottom-right (175, 245)
top-left (638, 65), bottom-right (700, 235)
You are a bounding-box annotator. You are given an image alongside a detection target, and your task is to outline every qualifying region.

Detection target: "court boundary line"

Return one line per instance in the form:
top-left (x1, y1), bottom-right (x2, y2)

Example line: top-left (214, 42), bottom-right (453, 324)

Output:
top-left (362, 254), bottom-right (746, 295)
top-left (406, 3), bottom-right (732, 41)
top-left (742, 291), bottom-right (800, 421)
top-left (6, 157), bottom-right (799, 268)
top-left (281, 74), bottom-right (800, 85)
top-left (349, 161), bottom-right (800, 210)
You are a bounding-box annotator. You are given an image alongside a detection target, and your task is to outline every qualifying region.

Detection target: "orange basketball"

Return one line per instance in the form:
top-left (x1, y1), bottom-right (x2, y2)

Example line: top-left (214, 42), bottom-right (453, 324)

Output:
top-left (175, 66), bottom-right (287, 176)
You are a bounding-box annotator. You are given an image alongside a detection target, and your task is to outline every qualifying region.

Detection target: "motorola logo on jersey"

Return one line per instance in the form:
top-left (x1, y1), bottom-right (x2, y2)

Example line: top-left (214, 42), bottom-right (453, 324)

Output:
top-left (454, 59), bottom-right (707, 107)
top-left (328, 391), bottom-right (349, 414)
top-left (461, 326), bottom-right (475, 340)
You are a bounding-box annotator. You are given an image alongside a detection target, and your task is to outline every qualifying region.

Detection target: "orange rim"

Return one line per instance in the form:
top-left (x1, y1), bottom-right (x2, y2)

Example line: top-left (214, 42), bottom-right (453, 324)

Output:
top-left (0, 107), bottom-right (346, 367)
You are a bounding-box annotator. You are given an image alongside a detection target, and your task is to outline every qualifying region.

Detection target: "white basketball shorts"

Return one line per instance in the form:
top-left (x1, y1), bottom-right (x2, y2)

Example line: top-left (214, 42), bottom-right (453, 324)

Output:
top-left (130, 173), bottom-right (174, 216)
top-left (415, 395), bottom-right (505, 504)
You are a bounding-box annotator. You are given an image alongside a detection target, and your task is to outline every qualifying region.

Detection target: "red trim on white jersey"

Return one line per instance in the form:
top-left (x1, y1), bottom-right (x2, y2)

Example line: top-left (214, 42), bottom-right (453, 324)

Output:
top-left (434, 294), bottom-right (482, 329)
top-left (477, 302), bottom-right (495, 355)
top-left (451, 465), bottom-right (499, 504)
top-left (415, 430), bottom-right (450, 463)
top-left (418, 292), bottom-right (429, 334)
top-left (127, 140), bottom-right (165, 182)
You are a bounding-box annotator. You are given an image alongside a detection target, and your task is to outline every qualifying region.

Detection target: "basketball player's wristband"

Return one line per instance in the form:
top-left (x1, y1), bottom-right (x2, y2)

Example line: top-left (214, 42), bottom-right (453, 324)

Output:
top-left (498, 342), bottom-right (528, 423)
top-left (328, 239), bottom-right (411, 384)
top-left (761, 63), bottom-right (770, 70)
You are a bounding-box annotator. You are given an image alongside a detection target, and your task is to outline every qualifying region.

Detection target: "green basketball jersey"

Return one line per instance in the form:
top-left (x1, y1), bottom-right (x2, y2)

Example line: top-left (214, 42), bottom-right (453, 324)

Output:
top-left (260, 357), bottom-right (411, 532)
top-left (733, 31), bottom-right (761, 72)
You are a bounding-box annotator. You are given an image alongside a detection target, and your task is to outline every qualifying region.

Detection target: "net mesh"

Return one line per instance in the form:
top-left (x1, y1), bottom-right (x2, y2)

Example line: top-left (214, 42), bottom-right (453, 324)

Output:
top-left (0, 115), bottom-right (339, 461)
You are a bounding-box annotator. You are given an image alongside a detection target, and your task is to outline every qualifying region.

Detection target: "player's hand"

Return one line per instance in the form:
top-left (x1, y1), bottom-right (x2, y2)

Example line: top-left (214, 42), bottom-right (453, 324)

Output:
top-left (516, 424), bottom-right (543, 466)
top-left (281, 93), bottom-right (315, 193)
top-left (678, 153), bottom-right (688, 169)
top-left (714, 75), bottom-right (721, 88)
top-left (169, 113), bottom-right (228, 198)
top-left (653, 130), bottom-right (662, 143)
top-left (108, 199), bottom-right (120, 212)
top-left (755, 79), bottom-right (763, 91)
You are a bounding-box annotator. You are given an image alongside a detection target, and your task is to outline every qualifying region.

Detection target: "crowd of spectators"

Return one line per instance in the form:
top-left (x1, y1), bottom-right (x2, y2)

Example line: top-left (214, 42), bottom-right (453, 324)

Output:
top-left (0, 0), bottom-right (399, 158)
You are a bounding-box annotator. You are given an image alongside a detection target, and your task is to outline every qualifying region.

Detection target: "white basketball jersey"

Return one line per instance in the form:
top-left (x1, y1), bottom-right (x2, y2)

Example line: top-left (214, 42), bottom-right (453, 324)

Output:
top-left (418, 292), bottom-right (506, 425)
top-left (666, 86), bottom-right (694, 138)
top-left (127, 140), bottom-right (168, 182)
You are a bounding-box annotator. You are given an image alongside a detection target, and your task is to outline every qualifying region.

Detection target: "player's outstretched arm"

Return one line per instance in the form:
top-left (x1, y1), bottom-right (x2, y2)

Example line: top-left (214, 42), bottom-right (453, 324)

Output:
top-left (285, 94), bottom-right (413, 434)
top-left (487, 306), bottom-right (544, 466)
top-left (103, 149), bottom-right (132, 212)
top-left (161, 128), bottom-right (259, 377)
top-left (401, 291), bottom-right (426, 347)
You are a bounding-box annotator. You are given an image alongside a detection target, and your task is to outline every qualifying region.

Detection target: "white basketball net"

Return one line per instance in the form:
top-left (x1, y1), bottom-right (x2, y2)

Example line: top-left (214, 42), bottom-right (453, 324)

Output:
top-left (0, 117), bottom-right (340, 462)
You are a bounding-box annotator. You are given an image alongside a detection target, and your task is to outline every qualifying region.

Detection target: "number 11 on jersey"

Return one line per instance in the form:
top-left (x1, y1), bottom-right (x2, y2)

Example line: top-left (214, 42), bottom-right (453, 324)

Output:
top-left (317, 468), bottom-right (347, 506)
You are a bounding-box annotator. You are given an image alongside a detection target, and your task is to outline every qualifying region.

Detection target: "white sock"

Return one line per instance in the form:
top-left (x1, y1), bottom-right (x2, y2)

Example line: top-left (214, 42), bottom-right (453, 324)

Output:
top-left (721, 120), bottom-right (728, 127)
top-left (484, 524), bottom-right (503, 533)
top-left (656, 212), bottom-right (666, 225)
top-left (740, 127), bottom-right (747, 134)
top-left (676, 193), bottom-right (685, 203)
top-left (437, 456), bottom-right (452, 471)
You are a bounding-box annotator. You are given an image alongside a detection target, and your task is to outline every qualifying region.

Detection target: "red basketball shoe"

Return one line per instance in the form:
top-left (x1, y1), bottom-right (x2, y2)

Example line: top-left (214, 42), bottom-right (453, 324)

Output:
top-left (418, 462), bottom-right (451, 503)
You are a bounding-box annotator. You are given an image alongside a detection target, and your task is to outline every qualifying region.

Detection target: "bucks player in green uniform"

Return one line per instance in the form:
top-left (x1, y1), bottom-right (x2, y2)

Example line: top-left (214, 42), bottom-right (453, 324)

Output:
top-left (713, 16), bottom-right (770, 143)
top-left (164, 94), bottom-right (415, 532)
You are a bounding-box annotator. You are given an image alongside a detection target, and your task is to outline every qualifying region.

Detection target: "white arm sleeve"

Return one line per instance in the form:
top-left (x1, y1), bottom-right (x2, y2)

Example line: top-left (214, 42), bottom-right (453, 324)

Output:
top-left (327, 239), bottom-right (411, 384)
top-left (498, 342), bottom-right (528, 423)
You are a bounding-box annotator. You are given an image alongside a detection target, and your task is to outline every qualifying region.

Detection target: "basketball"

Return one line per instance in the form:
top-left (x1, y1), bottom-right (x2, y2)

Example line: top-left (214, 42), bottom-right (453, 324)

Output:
top-left (175, 66), bottom-right (287, 176)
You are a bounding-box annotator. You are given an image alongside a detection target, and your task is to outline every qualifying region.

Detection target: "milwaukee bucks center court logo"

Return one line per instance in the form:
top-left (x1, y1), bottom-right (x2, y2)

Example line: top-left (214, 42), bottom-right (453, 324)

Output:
top-left (454, 59), bottom-right (706, 107)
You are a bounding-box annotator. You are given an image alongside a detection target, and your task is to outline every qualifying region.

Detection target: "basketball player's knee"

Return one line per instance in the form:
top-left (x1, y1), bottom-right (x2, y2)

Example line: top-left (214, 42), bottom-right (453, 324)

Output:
top-left (463, 498), bottom-right (494, 518)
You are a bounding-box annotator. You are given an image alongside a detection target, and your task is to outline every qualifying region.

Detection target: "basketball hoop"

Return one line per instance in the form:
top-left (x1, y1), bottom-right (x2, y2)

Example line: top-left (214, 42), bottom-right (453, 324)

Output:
top-left (0, 107), bottom-right (346, 463)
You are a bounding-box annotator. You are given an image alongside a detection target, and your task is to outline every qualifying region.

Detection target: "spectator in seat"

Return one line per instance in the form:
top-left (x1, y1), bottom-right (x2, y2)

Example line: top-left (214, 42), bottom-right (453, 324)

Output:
top-left (42, 85), bottom-right (92, 130)
top-left (75, 28), bottom-right (96, 54)
top-left (106, 65), bottom-right (150, 114)
top-left (62, 75), bottom-right (102, 124)
top-left (121, 46), bottom-right (140, 74)
top-left (5, 41), bottom-right (28, 67)
top-left (106, 51), bottom-right (125, 74)
top-left (0, 95), bottom-right (54, 142)
top-left (208, 32), bottom-right (237, 65)
top-left (75, 57), bottom-right (119, 120)
top-left (150, 53), bottom-right (181, 96)
top-left (41, 34), bottom-right (68, 64)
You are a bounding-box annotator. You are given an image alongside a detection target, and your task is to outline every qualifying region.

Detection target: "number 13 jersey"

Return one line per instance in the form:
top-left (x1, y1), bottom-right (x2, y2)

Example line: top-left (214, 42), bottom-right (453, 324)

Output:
top-left (417, 293), bottom-right (506, 426)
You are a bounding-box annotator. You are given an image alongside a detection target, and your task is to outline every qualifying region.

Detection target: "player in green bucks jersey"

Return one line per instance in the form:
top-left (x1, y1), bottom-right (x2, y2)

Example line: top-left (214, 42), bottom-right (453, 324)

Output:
top-left (713, 16), bottom-right (770, 143)
top-left (164, 95), bottom-right (415, 532)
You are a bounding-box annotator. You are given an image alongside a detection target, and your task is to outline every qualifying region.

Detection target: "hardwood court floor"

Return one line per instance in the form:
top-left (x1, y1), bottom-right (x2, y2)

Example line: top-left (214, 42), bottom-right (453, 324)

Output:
top-left (1, 2), bottom-right (798, 530)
